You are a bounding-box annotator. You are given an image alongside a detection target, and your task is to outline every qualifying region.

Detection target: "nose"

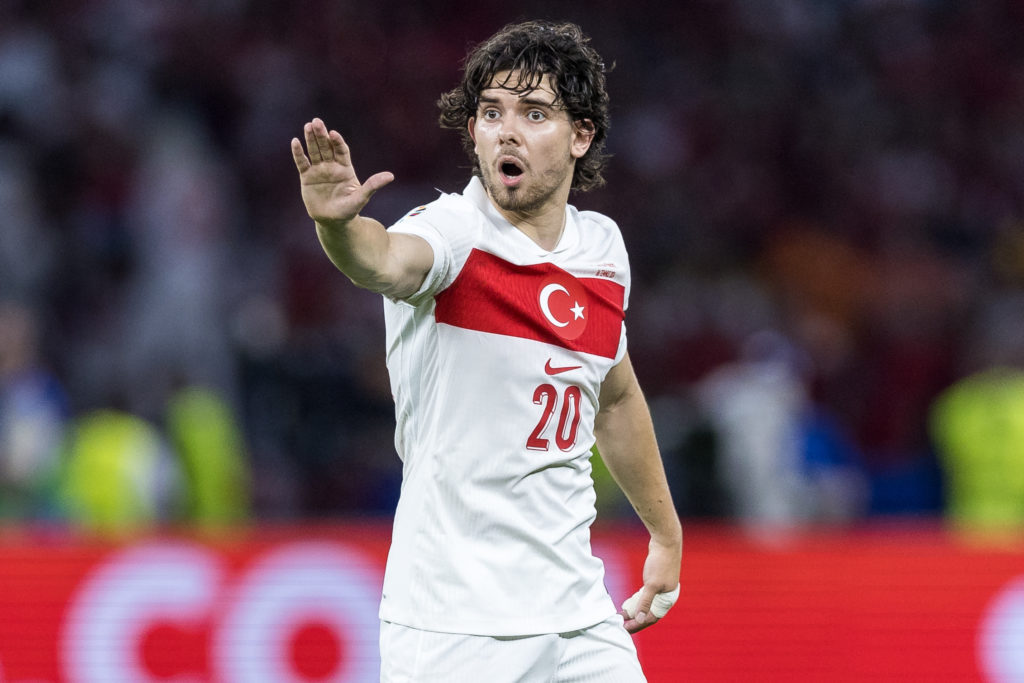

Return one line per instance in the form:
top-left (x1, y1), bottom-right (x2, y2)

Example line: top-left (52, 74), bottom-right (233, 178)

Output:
top-left (498, 119), bottom-right (521, 145)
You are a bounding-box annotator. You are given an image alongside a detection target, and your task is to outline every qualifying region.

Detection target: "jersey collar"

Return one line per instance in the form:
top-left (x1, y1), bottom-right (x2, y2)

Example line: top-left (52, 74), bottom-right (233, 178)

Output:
top-left (463, 176), bottom-right (580, 257)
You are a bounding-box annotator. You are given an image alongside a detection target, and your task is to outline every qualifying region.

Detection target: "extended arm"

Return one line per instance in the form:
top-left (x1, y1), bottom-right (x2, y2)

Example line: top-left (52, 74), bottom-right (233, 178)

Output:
top-left (594, 352), bottom-right (682, 633)
top-left (291, 118), bottom-right (433, 298)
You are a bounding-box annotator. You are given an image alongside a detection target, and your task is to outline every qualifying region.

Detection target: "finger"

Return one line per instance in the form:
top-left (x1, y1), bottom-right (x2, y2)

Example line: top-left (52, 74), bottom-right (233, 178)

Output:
top-left (362, 171), bottom-right (395, 199)
top-left (632, 586), bottom-right (658, 627)
top-left (290, 137), bottom-right (311, 173)
top-left (311, 117), bottom-right (334, 161)
top-left (649, 584), bottom-right (681, 619)
top-left (329, 130), bottom-right (352, 166)
top-left (621, 584), bottom-right (664, 631)
top-left (621, 586), bottom-right (655, 620)
top-left (620, 608), bottom-right (659, 634)
top-left (304, 122), bottom-right (322, 162)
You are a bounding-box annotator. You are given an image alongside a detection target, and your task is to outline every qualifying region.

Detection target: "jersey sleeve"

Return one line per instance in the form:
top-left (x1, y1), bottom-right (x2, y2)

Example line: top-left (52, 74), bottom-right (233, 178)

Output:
top-left (387, 193), bottom-right (480, 307)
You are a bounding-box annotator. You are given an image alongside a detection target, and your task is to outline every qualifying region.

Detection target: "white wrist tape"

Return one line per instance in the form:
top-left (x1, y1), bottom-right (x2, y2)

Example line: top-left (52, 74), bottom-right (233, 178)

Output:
top-left (622, 585), bottom-right (680, 620)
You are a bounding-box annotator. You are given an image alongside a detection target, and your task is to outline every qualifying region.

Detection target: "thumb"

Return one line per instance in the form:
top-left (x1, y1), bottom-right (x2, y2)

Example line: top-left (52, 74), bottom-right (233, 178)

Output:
top-left (622, 584), bottom-right (681, 626)
top-left (362, 171), bottom-right (395, 201)
top-left (622, 585), bottom-right (657, 625)
top-left (634, 586), bottom-right (658, 625)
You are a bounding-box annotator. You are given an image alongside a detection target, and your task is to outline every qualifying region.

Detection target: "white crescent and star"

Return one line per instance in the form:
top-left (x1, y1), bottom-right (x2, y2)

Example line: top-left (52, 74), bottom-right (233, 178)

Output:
top-left (539, 283), bottom-right (585, 328)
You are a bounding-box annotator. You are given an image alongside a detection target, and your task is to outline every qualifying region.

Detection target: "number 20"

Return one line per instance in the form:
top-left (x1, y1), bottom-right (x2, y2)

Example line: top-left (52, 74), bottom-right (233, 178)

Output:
top-left (527, 384), bottom-right (582, 451)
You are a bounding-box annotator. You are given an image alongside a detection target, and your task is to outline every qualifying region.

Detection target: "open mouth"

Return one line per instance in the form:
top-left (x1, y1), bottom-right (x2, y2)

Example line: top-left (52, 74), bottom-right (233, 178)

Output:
top-left (498, 156), bottom-right (525, 185)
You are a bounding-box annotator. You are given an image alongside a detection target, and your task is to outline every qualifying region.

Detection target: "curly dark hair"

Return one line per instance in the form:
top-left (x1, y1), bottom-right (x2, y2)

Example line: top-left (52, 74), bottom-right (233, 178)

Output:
top-left (438, 20), bottom-right (611, 192)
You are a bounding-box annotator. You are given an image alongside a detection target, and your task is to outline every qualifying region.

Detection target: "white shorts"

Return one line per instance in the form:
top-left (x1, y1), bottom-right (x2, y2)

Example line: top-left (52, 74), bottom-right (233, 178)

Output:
top-left (379, 614), bottom-right (646, 683)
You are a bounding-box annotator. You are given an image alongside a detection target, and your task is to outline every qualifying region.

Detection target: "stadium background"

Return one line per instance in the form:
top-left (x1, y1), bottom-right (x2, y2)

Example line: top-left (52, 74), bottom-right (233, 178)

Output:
top-left (1, 0), bottom-right (1024, 680)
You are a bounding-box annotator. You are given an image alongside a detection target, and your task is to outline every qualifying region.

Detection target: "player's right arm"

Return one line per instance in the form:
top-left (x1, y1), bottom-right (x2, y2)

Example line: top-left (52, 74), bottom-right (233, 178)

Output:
top-left (291, 118), bottom-right (433, 299)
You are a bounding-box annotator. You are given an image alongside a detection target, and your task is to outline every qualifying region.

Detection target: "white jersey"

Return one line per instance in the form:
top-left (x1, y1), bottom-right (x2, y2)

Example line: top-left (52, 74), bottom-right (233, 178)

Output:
top-left (378, 177), bottom-right (630, 636)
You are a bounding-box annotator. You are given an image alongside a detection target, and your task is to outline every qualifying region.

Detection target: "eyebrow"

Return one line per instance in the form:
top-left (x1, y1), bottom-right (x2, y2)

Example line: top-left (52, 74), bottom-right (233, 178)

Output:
top-left (478, 92), bottom-right (558, 108)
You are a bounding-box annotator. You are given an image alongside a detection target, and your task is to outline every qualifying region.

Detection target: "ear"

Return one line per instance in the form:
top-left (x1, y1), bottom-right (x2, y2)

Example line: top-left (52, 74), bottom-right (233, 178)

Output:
top-left (571, 119), bottom-right (595, 159)
top-left (468, 117), bottom-right (477, 149)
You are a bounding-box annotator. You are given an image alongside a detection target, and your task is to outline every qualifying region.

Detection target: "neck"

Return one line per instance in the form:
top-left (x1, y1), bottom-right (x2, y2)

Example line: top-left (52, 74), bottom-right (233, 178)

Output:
top-left (497, 204), bottom-right (566, 251)
top-left (486, 181), bottom-right (571, 252)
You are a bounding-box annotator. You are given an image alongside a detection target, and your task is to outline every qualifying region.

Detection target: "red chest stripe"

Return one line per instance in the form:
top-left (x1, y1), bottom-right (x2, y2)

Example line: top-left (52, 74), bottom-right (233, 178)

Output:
top-left (434, 249), bottom-right (625, 359)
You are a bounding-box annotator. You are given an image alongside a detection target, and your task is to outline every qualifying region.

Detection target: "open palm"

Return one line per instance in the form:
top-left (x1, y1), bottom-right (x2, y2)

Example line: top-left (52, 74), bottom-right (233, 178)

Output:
top-left (291, 118), bottom-right (394, 226)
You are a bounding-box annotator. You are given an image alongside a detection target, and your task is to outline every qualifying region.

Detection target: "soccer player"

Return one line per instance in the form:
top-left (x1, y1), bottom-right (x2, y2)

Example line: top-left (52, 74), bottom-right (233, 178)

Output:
top-left (291, 20), bottom-right (681, 682)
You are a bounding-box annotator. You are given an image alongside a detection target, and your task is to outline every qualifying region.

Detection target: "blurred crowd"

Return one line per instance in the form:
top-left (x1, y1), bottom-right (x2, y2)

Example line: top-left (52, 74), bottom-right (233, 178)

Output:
top-left (2, 0), bottom-right (1024, 534)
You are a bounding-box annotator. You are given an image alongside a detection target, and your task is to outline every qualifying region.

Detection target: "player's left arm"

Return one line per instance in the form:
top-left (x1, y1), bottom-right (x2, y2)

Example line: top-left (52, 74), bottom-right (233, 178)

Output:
top-left (594, 351), bottom-right (682, 634)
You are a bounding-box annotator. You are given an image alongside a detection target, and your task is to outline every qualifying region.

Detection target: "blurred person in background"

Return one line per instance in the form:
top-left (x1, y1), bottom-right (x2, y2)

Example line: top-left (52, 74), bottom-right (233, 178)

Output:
top-left (165, 382), bottom-right (251, 529)
top-left (116, 112), bottom-right (242, 422)
top-left (929, 282), bottom-right (1024, 533)
top-left (930, 366), bottom-right (1024, 532)
top-left (53, 379), bottom-right (249, 537)
top-left (292, 20), bottom-right (680, 682)
top-left (56, 401), bottom-right (182, 537)
top-left (0, 300), bottom-right (69, 520)
top-left (697, 329), bottom-right (867, 527)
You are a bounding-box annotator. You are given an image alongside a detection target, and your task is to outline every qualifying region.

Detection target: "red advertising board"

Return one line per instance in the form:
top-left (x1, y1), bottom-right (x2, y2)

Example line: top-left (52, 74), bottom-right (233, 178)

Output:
top-left (0, 522), bottom-right (1021, 682)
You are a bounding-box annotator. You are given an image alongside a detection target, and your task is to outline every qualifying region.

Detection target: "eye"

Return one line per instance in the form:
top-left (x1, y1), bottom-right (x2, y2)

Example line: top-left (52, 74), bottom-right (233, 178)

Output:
top-left (527, 110), bottom-right (547, 122)
top-left (482, 109), bottom-right (500, 120)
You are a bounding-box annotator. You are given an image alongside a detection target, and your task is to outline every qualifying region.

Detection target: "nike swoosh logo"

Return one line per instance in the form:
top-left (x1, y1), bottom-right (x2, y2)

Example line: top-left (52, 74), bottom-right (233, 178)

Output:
top-left (545, 359), bottom-right (582, 375)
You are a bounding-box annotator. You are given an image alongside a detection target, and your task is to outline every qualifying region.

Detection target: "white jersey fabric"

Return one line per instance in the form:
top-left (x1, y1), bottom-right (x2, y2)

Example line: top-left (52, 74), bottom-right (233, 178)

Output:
top-left (379, 177), bottom-right (630, 636)
top-left (379, 614), bottom-right (645, 682)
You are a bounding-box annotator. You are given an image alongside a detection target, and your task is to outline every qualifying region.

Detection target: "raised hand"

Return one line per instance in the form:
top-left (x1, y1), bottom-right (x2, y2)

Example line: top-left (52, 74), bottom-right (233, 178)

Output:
top-left (290, 118), bottom-right (394, 227)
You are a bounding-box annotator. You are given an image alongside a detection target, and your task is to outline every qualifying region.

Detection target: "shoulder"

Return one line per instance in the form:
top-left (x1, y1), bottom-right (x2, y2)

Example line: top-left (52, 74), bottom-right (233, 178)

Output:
top-left (573, 208), bottom-right (629, 265)
top-left (576, 209), bottom-right (625, 245)
top-left (391, 188), bottom-right (480, 235)
top-left (576, 208), bottom-right (619, 232)
top-left (386, 185), bottom-right (487, 302)
top-left (570, 207), bottom-right (631, 310)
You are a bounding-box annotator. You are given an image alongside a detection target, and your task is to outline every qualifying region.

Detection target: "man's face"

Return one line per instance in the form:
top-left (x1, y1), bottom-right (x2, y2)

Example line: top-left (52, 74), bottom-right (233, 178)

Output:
top-left (469, 71), bottom-right (594, 215)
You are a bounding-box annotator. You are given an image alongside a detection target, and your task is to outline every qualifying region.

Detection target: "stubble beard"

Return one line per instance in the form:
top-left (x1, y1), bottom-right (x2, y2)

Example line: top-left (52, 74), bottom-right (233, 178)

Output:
top-left (479, 161), bottom-right (573, 215)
